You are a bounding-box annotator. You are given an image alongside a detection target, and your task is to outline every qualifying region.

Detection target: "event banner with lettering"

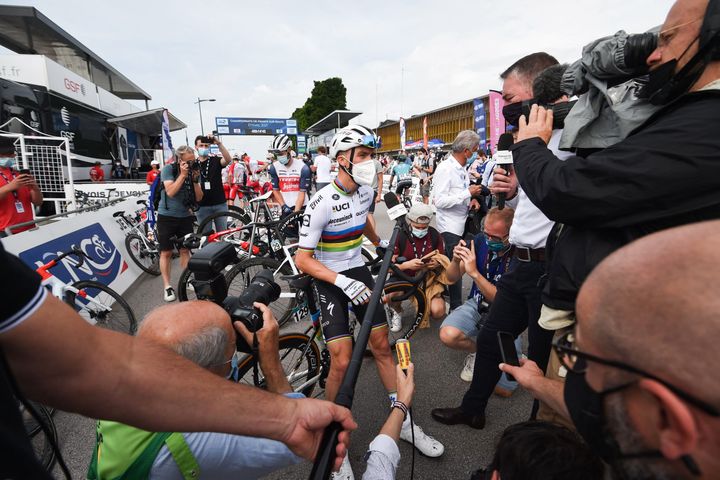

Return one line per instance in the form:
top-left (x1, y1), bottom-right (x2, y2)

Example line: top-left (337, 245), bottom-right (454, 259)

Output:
top-left (399, 118), bottom-right (406, 150)
top-left (487, 91), bottom-right (506, 154)
top-left (473, 98), bottom-right (487, 151)
top-left (215, 117), bottom-right (298, 136)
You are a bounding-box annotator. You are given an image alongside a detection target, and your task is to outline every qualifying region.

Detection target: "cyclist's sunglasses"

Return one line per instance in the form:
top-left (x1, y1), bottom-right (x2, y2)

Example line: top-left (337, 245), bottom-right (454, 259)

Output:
top-left (359, 135), bottom-right (378, 149)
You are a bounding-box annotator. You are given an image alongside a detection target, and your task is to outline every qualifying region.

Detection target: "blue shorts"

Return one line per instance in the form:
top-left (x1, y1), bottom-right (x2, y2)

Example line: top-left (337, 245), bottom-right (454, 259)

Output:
top-left (440, 298), bottom-right (486, 338)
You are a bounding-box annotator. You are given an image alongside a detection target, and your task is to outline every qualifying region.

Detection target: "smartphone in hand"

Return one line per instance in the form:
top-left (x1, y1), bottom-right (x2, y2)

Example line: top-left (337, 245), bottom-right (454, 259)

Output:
top-left (497, 331), bottom-right (520, 382)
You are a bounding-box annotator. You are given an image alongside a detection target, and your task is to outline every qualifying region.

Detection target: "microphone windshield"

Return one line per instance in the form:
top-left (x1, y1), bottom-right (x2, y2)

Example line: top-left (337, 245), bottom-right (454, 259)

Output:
top-left (497, 133), bottom-right (514, 151)
top-left (384, 191), bottom-right (408, 221)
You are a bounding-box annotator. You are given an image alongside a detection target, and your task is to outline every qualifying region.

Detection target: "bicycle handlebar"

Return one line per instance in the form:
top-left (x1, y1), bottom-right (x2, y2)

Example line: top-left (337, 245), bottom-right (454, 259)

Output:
top-left (54, 247), bottom-right (87, 269)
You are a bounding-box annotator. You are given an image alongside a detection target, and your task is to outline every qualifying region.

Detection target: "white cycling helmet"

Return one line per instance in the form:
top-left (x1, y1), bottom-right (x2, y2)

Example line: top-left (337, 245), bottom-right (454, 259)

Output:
top-left (329, 124), bottom-right (377, 160)
top-left (270, 134), bottom-right (293, 152)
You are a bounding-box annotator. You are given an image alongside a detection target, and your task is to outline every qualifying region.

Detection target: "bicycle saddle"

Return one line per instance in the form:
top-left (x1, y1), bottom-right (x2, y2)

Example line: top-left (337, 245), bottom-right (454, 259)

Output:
top-left (112, 211), bottom-right (126, 218)
top-left (249, 190), bottom-right (273, 203)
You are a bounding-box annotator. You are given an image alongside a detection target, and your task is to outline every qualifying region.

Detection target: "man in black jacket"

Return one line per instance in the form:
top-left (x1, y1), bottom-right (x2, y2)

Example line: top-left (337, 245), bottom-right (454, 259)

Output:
top-left (513, 0), bottom-right (720, 314)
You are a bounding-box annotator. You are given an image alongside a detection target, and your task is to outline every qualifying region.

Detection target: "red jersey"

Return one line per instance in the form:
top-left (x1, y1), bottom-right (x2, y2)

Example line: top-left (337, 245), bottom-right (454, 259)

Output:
top-left (146, 169), bottom-right (160, 185)
top-left (89, 165), bottom-right (104, 182)
top-left (0, 167), bottom-right (34, 233)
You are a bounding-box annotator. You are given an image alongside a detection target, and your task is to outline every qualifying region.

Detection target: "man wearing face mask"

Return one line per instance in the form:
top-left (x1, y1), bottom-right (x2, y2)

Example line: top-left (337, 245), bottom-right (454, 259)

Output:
top-left (268, 134), bottom-right (311, 217)
top-left (195, 134), bottom-right (232, 234)
top-left (296, 125), bottom-right (444, 479)
top-left (432, 130), bottom-right (485, 312)
top-left (0, 138), bottom-right (42, 235)
top-left (432, 53), bottom-right (570, 430)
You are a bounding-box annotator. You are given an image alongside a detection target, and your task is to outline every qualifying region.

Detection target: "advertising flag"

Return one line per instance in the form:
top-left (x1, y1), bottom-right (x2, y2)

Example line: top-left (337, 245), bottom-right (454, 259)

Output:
top-left (487, 91), bottom-right (506, 155)
top-left (399, 117), bottom-right (406, 150)
top-left (473, 98), bottom-right (487, 152)
top-left (161, 109), bottom-right (174, 164)
top-left (423, 116), bottom-right (428, 149)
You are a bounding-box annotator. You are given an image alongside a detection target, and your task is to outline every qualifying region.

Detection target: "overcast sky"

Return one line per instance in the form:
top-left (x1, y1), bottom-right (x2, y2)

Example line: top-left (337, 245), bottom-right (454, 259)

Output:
top-left (3, 0), bottom-right (674, 159)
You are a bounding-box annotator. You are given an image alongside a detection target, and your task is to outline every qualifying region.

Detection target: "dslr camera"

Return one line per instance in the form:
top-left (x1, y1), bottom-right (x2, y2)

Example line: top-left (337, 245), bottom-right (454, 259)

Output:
top-left (188, 242), bottom-right (281, 352)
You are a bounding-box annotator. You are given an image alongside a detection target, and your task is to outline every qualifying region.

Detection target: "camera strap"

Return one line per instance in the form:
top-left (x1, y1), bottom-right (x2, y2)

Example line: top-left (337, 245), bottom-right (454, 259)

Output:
top-left (252, 332), bottom-right (260, 387)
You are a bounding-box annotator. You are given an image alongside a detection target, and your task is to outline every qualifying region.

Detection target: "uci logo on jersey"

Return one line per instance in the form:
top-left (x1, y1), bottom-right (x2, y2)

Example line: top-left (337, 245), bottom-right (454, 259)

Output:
top-left (332, 202), bottom-right (350, 213)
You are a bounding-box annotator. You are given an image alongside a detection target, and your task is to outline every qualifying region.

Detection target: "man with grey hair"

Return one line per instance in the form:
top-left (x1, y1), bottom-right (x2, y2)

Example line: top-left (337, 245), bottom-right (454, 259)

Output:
top-left (88, 301), bottom-right (304, 479)
top-left (432, 130), bottom-right (484, 311)
top-left (433, 52), bottom-right (572, 429)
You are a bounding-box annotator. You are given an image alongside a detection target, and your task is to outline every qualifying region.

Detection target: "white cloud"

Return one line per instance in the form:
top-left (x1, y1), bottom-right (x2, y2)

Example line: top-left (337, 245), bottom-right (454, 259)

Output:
top-left (2, 0), bottom-right (674, 158)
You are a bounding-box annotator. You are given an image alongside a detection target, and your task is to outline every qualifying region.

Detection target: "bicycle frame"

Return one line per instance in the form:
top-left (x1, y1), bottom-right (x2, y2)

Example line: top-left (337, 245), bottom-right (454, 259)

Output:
top-left (35, 254), bottom-right (111, 314)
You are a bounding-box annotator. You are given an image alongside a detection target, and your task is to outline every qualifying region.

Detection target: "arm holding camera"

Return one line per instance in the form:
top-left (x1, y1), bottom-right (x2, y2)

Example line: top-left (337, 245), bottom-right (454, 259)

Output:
top-left (234, 302), bottom-right (292, 394)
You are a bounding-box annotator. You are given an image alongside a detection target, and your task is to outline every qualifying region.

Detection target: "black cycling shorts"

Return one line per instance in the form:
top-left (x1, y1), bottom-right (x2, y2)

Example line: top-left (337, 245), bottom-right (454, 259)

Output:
top-left (313, 265), bottom-right (388, 344)
top-left (157, 214), bottom-right (194, 251)
top-left (395, 180), bottom-right (412, 195)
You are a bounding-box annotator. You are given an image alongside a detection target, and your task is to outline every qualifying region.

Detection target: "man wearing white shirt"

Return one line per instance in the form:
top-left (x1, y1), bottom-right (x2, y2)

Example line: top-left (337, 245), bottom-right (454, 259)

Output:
top-left (432, 130), bottom-right (484, 311)
top-left (312, 146), bottom-right (332, 191)
top-left (432, 52), bottom-right (564, 430)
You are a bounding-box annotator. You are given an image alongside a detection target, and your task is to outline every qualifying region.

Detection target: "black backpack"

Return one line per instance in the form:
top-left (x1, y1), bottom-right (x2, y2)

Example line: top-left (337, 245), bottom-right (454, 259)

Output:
top-left (150, 163), bottom-right (178, 211)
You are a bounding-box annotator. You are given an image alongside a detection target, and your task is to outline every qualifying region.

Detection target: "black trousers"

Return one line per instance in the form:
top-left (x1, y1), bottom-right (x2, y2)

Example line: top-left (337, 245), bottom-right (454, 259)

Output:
top-left (441, 231), bottom-right (463, 310)
top-left (460, 258), bottom-right (554, 414)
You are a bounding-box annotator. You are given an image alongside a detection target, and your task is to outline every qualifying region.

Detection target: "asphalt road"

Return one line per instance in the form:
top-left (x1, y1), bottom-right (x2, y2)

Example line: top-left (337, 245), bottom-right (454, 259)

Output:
top-left (52, 200), bottom-right (533, 480)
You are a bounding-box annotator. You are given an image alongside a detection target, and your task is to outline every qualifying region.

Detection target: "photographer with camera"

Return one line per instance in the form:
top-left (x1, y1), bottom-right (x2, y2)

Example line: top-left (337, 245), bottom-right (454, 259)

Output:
top-left (157, 145), bottom-right (203, 302)
top-left (195, 134), bottom-right (232, 234)
top-left (88, 300), bottom-right (307, 479)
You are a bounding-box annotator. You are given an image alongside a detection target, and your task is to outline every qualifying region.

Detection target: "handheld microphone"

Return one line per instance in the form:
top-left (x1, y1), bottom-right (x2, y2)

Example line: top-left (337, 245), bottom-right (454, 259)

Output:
top-left (384, 191), bottom-right (411, 239)
top-left (494, 133), bottom-right (515, 210)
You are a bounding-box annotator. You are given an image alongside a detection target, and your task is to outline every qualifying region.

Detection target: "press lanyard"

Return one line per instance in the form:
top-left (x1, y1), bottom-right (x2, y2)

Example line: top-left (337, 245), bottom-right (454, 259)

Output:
top-left (0, 169), bottom-right (18, 199)
top-left (409, 234), bottom-right (430, 260)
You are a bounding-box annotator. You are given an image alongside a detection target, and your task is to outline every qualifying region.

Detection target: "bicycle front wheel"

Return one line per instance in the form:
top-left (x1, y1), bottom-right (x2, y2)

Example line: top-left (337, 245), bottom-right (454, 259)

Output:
top-left (67, 281), bottom-right (137, 335)
top-left (235, 333), bottom-right (321, 397)
top-left (382, 281), bottom-right (427, 349)
top-left (197, 209), bottom-right (251, 236)
top-left (225, 257), bottom-right (297, 327)
top-left (125, 233), bottom-right (160, 275)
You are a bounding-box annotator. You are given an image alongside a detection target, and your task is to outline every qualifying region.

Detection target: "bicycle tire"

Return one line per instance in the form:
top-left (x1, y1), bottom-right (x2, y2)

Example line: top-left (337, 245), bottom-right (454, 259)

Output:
top-left (67, 281), bottom-right (137, 335)
top-left (276, 209), bottom-right (304, 241)
top-left (235, 333), bottom-right (321, 397)
top-left (382, 281), bottom-right (427, 349)
top-left (197, 209), bottom-right (251, 236)
top-left (225, 257), bottom-right (297, 327)
top-left (124, 233), bottom-right (161, 275)
top-left (21, 402), bottom-right (58, 471)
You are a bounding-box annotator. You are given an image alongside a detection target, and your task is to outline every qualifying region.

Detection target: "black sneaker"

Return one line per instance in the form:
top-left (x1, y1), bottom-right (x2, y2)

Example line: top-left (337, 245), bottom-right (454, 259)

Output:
top-left (164, 286), bottom-right (176, 302)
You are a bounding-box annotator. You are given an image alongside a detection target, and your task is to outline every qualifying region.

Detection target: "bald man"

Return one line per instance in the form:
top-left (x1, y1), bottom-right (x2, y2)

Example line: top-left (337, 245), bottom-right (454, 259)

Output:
top-left (89, 301), bottom-right (303, 479)
top-left (502, 220), bottom-right (720, 479)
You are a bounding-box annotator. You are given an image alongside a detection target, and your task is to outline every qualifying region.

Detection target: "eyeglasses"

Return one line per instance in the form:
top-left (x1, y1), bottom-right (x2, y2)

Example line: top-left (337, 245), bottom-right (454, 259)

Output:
top-left (553, 330), bottom-right (720, 417)
top-left (483, 232), bottom-right (508, 244)
top-left (360, 135), bottom-right (378, 149)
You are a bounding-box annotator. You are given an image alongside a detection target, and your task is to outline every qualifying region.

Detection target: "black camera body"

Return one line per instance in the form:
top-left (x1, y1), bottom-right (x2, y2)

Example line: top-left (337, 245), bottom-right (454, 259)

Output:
top-left (187, 242), bottom-right (280, 352)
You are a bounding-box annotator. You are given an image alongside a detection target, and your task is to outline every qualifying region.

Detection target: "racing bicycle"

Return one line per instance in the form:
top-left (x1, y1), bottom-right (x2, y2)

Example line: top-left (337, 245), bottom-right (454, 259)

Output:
top-left (36, 248), bottom-right (137, 334)
top-left (113, 200), bottom-right (161, 275)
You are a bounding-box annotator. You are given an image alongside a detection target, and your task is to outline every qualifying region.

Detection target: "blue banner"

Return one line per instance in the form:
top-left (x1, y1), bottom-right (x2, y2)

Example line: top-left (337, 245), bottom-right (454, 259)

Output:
top-left (215, 117), bottom-right (298, 136)
top-left (473, 98), bottom-right (487, 150)
top-left (20, 223), bottom-right (127, 286)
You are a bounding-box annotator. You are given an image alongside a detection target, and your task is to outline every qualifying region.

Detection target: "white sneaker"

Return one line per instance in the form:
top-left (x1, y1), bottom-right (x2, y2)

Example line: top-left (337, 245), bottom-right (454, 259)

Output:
top-left (400, 420), bottom-right (445, 457)
top-left (388, 308), bottom-right (402, 332)
top-left (331, 453), bottom-right (355, 480)
top-left (460, 352), bottom-right (476, 382)
top-left (163, 286), bottom-right (176, 302)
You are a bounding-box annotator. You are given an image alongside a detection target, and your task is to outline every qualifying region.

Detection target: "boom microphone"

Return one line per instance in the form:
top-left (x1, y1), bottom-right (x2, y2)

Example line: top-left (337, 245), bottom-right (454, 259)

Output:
top-left (495, 133), bottom-right (515, 210)
top-left (384, 191), bottom-right (412, 238)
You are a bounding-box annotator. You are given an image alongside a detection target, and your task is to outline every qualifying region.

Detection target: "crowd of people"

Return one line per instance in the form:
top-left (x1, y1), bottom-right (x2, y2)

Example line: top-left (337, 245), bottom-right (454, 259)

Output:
top-left (2, 0), bottom-right (720, 478)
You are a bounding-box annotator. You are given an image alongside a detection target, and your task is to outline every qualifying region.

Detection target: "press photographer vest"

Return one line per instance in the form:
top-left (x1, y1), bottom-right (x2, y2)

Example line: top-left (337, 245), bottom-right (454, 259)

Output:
top-left (87, 420), bottom-right (199, 480)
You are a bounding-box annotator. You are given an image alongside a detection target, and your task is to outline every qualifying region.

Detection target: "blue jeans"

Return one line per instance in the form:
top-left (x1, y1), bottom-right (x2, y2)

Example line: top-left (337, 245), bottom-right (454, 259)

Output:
top-left (441, 298), bottom-right (521, 391)
top-left (196, 203), bottom-right (228, 234)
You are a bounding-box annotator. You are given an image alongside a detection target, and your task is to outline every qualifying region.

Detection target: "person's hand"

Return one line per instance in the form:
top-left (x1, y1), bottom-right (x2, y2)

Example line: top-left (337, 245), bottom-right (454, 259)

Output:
top-left (490, 166), bottom-right (517, 198)
top-left (499, 358), bottom-right (544, 391)
top-left (178, 160), bottom-right (190, 177)
top-left (375, 194), bottom-right (382, 204)
top-left (396, 363), bottom-right (415, 407)
top-left (468, 184), bottom-right (483, 197)
top-left (517, 104), bottom-right (553, 144)
top-left (455, 241), bottom-right (478, 276)
top-left (280, 398), bottom-right (357, 471)
top-left (8, 174), bottom-right (34, 191)
top-left (425, 257), bottom-right (440, 270)
top-left (402, 258), bottom-right (425, 271)
top-left (452, 239), bottom-right (466, 263)
top-left (233, 302), bottom-right (279, 360)
top-left (334, 274), bottom-right (372, 305)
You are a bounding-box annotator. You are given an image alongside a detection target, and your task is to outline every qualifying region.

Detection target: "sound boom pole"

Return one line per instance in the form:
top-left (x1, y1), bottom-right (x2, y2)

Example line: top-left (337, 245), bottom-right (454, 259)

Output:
top-left (309, 192), bottom-right (409, 480)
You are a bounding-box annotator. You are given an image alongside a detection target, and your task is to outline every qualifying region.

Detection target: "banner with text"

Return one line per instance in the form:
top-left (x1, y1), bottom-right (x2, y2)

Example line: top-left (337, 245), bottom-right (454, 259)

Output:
top-left (488, 91), bottom-right (505, 155)
top-left (215, 117), bottom-right (298, 136)
top-left (399, 118), bottom-right (406, 151)
top-left (473, 98), bottom-right (487, 151)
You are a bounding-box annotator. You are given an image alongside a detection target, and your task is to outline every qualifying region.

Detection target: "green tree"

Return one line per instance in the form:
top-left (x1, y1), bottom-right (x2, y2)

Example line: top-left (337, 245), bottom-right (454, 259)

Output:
top-left (292, 77), bottom-right (347, 131)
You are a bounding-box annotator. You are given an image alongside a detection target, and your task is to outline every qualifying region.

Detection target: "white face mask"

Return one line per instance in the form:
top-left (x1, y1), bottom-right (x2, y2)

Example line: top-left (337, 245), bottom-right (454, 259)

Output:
top-left (346, 158), bottom-right (375, 186)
